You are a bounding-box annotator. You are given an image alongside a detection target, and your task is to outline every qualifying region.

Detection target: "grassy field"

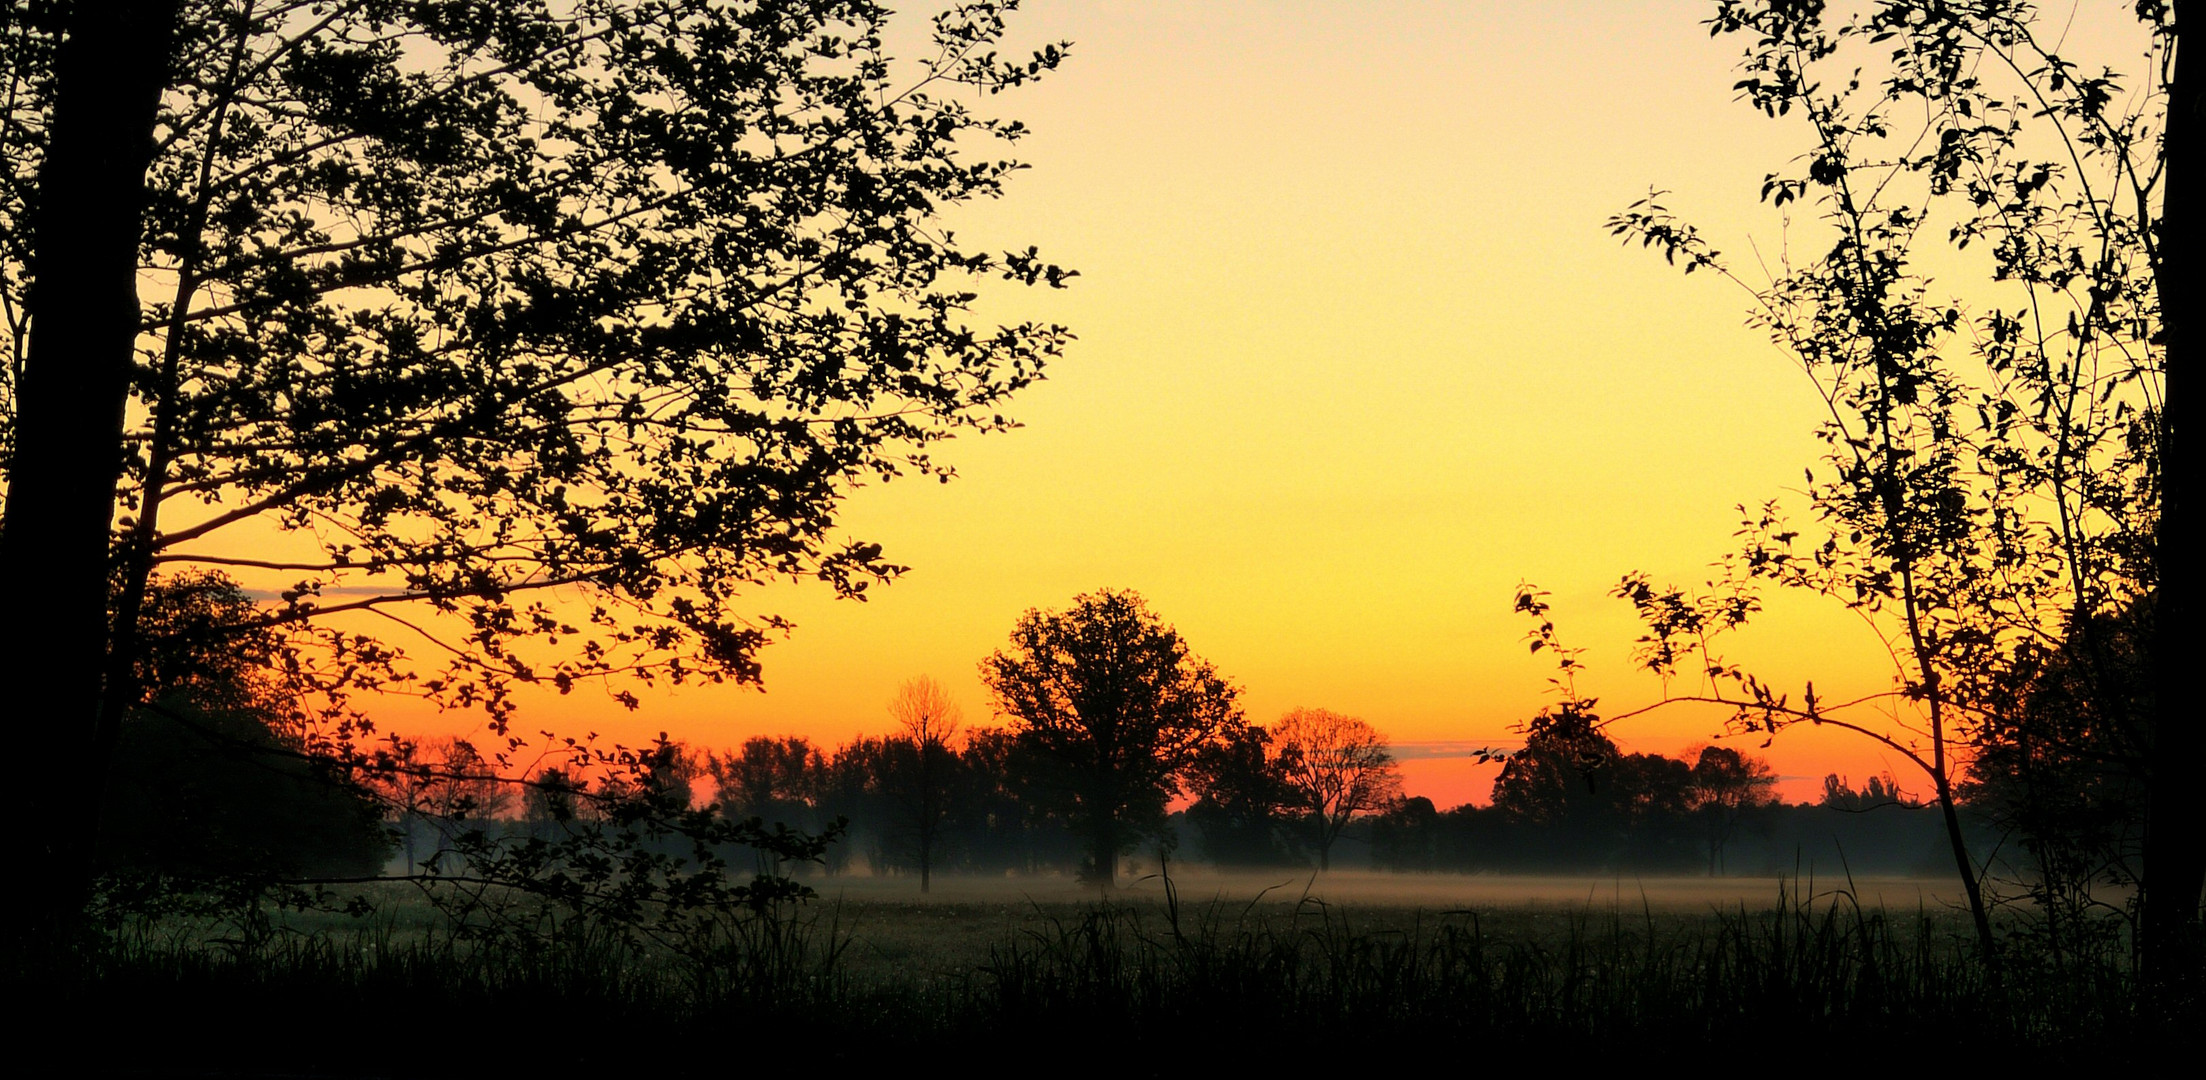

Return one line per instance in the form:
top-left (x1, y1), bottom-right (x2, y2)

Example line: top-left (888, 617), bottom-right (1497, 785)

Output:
top-left (810, 868), bottom-right (1975, 981)
top-left (28, 869), bottom-right (2169, 1076)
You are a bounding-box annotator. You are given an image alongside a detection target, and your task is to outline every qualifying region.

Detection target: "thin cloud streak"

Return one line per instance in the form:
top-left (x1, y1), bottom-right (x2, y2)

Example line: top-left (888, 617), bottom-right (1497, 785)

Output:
top-left (1391, 740), bottom-right (1516, 762)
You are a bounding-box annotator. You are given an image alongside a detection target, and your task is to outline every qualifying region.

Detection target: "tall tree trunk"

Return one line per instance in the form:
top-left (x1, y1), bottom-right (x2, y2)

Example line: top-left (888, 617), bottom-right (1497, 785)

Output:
top-left (2145, 0), bottom-right (2204, 1003)
top-left (0, 2), bottom-right (180, 951)
top-left (1090, 820), bottom-right (1115, 888)
top-left (917, 742), bottom-right (939, 893)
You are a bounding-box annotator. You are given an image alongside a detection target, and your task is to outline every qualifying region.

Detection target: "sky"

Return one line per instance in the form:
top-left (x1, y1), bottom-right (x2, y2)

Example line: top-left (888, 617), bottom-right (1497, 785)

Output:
top-left (361, 0), bottom-right (2154, 808)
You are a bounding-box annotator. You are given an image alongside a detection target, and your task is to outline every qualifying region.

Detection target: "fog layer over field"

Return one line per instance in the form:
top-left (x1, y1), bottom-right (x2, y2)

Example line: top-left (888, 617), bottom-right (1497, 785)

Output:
top-left (803, 869), bottom-right (1971, 913)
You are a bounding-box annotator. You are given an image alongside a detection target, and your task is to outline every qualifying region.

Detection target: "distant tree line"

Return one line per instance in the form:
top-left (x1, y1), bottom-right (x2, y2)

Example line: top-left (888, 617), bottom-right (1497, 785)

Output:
top-left (362, 721), bottom-right (2009, 883)
top-left (373, 708), bottom-right (1407, 884)
top-left (1369, 741), bottom-right (1960, 878)
top-left (102, 579), bottom-right (2080, 891)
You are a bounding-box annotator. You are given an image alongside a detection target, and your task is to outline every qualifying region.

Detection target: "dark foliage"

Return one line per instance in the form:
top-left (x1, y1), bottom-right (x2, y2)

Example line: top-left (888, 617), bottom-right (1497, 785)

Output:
top-left (1968, 606), bottom-right (2152, 950)
top-left (97, 573), bottom-right (392, 884)
top-left (981, 589), bottom-right (1243, 884)
top-left (1594, 0), bottom-right (2191, 969)
top-left (0, 0), bottom-right (1076, 945)
top-left (100, 703), bottom-right (390, 882)
top-left (1183, 722), bottom-right (1303, 867)
top-left (32, 888), bottom-right (2177, 1073)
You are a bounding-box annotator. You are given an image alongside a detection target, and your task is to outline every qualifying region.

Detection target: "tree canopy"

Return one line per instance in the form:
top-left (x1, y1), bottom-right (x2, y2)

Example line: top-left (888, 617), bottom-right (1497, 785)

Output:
top-left (981, 588), bottom-right (1242, 885)
top-left (1183, 721), bottom-right (1300, 867)
top-left (0, 0), bottom-right (1072, 927)
top-left (1272, 707), bottom-right (1402, 871)
top-left (103, 573), bottom-right (391, 883)
top-left (885, 675), bottom-right (962, 892)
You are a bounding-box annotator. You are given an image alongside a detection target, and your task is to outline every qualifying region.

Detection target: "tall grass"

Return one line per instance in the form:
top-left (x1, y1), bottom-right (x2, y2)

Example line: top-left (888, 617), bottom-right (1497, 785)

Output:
top-left (23, 877), bottom-right (2162, 1074)
top-left (962, 879), bottom-right (2139, 1063)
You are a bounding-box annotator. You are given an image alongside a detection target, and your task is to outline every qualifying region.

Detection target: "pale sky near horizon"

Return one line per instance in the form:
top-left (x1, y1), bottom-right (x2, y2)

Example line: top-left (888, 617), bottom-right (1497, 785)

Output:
top-left (348, 0), bottom-right (2155, 808)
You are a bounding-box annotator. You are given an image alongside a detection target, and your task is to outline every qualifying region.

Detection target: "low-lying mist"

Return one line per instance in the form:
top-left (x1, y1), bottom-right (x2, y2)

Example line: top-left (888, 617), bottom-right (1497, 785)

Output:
top-left (802, 867), bottom-right (1971, 912)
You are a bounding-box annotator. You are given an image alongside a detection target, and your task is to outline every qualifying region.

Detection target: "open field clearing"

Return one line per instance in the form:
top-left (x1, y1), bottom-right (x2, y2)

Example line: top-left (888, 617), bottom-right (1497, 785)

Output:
top-left (806, 870), bottom-right (1984, 985)
top-left (119, 870), bottom-right (1983, 962)
top-left (49, 869), bottom-right (2147, 1077)
top-left (811, 868), bottom-right (1970, 911)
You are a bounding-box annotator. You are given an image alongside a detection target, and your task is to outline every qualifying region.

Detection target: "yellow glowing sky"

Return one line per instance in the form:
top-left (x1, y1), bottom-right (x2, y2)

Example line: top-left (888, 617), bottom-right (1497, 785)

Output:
top-left (350, 1), bottom-right (2147, 807)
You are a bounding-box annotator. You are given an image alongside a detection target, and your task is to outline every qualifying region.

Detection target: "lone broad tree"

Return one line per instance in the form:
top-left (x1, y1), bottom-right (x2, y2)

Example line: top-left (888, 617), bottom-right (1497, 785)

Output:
top-left (0, 0), bottom-right (1072, 932)
top-left (981, 589), bottom-right (1241, 886)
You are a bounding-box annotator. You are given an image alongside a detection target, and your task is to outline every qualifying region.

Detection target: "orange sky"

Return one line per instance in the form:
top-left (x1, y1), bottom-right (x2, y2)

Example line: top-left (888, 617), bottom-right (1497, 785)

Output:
top-left (244, 1), bottom-right (2153, 809)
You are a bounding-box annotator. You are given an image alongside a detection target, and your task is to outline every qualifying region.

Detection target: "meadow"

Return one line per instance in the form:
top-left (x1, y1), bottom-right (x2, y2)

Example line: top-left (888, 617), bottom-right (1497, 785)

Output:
top-left (37, 869), bottom-right (2155, 1076)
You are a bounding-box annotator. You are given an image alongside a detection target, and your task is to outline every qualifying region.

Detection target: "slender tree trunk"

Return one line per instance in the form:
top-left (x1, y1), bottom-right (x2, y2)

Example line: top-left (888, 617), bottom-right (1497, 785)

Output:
top-left (1932, 767), bottom-right (1997, 960)
top-left (0, 3), bottom-right (180, 953)
top-left (918, 820), bottom-right (933, 894)
top-left (916, 741), bottom-right (939, 893)
top-left (2144, 0), bottom-right (2203, 1002)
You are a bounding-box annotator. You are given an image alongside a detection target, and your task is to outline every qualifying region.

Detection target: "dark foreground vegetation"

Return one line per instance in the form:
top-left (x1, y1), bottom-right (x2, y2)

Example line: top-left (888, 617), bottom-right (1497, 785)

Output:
top-left (23, 877), bottom-right (2180, 1076)
top-left (37, 571), bottom-right (2176, 1073)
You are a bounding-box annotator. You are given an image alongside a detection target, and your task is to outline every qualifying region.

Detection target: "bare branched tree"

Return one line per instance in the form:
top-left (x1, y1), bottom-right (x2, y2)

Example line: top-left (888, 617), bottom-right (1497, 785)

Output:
top-left (886, 675), bottom-right (963, 892)
top-left (1272, 708), bottom-right (1403, 872)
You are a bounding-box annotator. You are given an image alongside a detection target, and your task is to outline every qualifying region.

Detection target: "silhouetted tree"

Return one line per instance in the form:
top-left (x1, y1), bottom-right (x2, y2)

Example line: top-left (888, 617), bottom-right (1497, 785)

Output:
top-left (1492, 726), bottom-right (1696, 871)
top-left (955, 726), bottom-right (1078, 875)
top-left (1272, 708), bottom-right (1403, 871)
top-left (380, 737), bottom-right (513, 874)
top-left (0, 0), bottom-right (1071, 936)
top-left (1686, 745), bottom-right (1777, 875)
top-left (1184, 722), bottom-right (1300, 867)
top-left (886, 676), bottom-right (963, 892)
top-left (646, 739), bottom-right (703, 812)
top-left (103, 702), bottom-right (391, 883)
top-left (708, 737), bottom-right (826, 835)
top-left (520, 766), bottom-right (584, 839)
top-left (432, 739), bottom-right (515, 819)
top-left (102, 574), bottom-right (389, 882)
top-left (1493, 727), bottom-right (1621, 831)
top-left (804, 737), bottom-right (882, 875)
top-left (1605, 0), bottom-right (2187, 960)
top-left (981, 589), bottom-right (1242, 886)
top-left (1968, 607), bottom-right (2150, 954)
top-left (1820, 773), bottom-right (1916, 813)
top-left (1367, 795), bottom-right (1440, 872)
